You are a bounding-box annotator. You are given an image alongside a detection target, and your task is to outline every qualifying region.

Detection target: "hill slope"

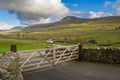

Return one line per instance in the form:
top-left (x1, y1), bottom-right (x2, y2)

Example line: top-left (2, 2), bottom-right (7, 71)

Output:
top-left (21, 16), bottom-right (120, 31)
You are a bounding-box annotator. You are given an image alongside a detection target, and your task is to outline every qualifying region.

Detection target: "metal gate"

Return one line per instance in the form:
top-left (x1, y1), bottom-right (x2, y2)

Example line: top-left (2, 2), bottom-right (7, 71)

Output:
top-left (18, 45), bottom-right (78, 72)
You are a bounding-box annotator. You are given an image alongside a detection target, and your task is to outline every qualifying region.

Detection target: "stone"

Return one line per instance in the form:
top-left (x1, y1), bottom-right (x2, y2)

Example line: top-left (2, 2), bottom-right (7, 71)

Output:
top-left (0, 52), bottom-right (23, 80)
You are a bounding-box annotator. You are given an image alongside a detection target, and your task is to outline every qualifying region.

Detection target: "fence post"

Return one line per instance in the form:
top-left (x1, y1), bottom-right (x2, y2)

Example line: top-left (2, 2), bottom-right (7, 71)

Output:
top-left (11, 44), bottom-right (17, 53)
top-left (78, 44), bottom-right (83, 61)
top-left (53, 46), bottom-right (56, 65)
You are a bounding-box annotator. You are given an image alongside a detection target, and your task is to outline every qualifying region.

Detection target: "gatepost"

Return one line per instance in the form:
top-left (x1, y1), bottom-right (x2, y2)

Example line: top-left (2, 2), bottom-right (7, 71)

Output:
top-left (78, 44), bottom-right (83, 61)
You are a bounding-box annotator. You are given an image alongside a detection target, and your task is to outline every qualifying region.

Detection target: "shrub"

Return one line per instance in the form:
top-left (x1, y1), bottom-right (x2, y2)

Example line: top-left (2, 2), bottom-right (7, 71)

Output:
top-left (88, 39), bottom-right (97, 44)
top-left (69, 37), bottom-right (87, 44)
top-left (115, 26), bottom-right (120, 30)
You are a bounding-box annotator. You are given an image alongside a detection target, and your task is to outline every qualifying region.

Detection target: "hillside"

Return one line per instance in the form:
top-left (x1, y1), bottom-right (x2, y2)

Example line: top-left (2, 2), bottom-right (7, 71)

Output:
top-left (23, 16), bottom-right (120, 30)
top-left (1, 16), bottom-right (120, 47)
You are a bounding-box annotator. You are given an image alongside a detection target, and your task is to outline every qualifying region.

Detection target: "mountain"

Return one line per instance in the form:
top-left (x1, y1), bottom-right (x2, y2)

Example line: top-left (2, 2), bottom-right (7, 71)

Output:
top-left (24, 16), bottom-right (90, 30)
top-left (61, 16), bottom-right (80, 21)
top-left (23, 16), bottom-right (120, 30)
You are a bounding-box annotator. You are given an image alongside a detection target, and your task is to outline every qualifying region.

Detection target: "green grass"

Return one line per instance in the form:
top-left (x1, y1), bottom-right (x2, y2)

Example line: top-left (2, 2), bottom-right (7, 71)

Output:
top-left (77, 30), bottom-right (120, 43)
top-left (0, 38), bottom-right (74, 54)
top-left (0, 39), bottom-right (48, 54)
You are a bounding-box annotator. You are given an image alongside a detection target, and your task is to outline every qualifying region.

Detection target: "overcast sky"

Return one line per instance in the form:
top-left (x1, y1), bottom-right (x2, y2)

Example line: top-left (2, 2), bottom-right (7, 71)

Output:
top-left (0, 0), bottom-right (120, 30)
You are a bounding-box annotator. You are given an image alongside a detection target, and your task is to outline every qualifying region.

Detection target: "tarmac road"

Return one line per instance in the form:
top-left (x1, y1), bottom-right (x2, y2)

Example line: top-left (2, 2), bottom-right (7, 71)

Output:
top-left (23, 61), bottom-right (120, 80)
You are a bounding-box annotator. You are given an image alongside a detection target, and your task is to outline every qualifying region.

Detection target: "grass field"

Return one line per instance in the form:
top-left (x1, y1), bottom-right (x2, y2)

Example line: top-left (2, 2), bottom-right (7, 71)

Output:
top-left (0, 38), bottom-right (74, 54)
top-left (0, 39), bottom-right (48, 53)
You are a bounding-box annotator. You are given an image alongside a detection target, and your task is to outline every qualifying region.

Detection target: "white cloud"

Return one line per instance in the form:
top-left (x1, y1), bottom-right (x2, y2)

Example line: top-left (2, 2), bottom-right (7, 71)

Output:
top-left (35, 18), bottom-right (51, 24)
top-left (0, 22), bottom-right (13, 30)
top-left (89, 11), bottom-right (113, 18)
top-left (70, 11), bottom-right (90, 18)
top-left (104, 1), bottom-right (112, 7)
top-left (72, 4), bottom-right (79, 7)
top-left (0, 0), bottom-right (70, 25)
top-left (112, 0), bottom-right (120, 15)
top-left (104, 0), bottom-right (120, 16)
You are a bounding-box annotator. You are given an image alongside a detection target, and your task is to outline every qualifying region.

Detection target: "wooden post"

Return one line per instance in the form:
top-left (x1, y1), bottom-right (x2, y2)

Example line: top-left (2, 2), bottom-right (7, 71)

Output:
top-left (53, 46), bottom-right (56, 65)
top-left (11, 44), bottom-right (17, 52)
top-left (78, 44), bottom-right (83, 61)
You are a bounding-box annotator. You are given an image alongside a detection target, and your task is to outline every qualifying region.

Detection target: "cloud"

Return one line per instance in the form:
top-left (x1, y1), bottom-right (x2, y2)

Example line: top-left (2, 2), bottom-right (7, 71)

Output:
top-left (104, 1), bottom-right (112, 7)
top-left (70, 11), bottom-right (90, 18)
top-left (89, 11), bottom-right (113, 18)
top-left (0, 22), bottom-right (13, 30)
top-left (112, 0), bottom-right (120, 15)
top-left (104, 0), bottom-right (120, 16)
top-left (0, 0), bottom-right (70, 25)
top-left (72, 4), bottom-right (79, 7)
